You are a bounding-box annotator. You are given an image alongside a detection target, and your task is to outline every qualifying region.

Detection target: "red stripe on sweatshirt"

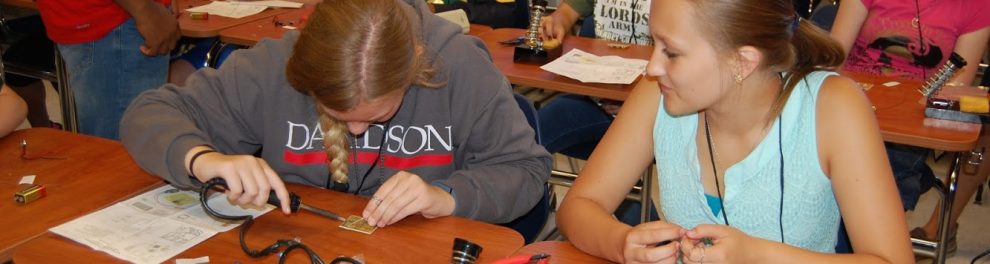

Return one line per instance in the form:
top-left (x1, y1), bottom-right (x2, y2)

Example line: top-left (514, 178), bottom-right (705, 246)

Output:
top-left (283, 149), bottom-right (452, 170)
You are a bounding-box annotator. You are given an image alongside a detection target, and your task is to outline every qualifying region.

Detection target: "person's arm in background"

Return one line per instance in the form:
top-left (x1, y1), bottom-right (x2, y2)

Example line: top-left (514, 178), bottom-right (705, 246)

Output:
top-left (948, 26), bottom-right (990, 85)
top-left (0, 85), bottom-right (28, 137)
top-left (829, 0), bottom-right (868, 61)
top-left (538, 0), bottom-right (588, 42)
top-left (113, 0), bottom-right (181, 56)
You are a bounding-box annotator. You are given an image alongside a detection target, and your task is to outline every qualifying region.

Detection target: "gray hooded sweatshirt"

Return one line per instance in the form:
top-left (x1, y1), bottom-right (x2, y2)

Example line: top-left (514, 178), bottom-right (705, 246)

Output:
top-left (120, 0), bottom-right (551, 223)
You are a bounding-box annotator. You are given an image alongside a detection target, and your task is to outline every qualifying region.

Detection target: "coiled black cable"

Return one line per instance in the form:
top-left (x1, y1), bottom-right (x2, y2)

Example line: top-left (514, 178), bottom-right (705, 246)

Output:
top-left (199, 178), bottom-right (360, 264)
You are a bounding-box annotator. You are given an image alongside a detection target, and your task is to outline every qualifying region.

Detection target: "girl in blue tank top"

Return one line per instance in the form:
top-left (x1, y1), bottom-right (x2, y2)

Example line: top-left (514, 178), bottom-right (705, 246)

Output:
top-left (555, 0), bottom-right (914, 263)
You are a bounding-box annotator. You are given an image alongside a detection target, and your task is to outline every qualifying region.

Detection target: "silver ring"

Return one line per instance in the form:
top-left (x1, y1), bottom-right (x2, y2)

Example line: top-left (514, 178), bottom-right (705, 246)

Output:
top-left (372, 196), bottom-right (383, 205)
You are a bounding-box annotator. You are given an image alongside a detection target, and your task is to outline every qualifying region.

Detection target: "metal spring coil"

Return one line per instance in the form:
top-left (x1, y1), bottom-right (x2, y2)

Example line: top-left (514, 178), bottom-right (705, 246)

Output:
top-left (920, 53), bottom-right (967, 97)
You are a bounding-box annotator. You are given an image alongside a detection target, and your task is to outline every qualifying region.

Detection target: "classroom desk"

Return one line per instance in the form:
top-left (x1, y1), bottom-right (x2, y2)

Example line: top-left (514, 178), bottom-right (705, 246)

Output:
top-left (217, 4), bottom-right (315, 47)
top-left (512, 241), bottom-right (610, 263)
top-left (13, 184), bottom-right (525, 263)
top-left (0, 0), bottom-right (35, 9)
top-left (0, 128), bottom-right (162, 262)
top-left (850, 72), bottom-right (979, 264)
top-left (476, 28), bottom-right (653, 101)
top-left (218, 4), bottom-right (496, 48)
top-left (176, 0), bottom-right (296, 38)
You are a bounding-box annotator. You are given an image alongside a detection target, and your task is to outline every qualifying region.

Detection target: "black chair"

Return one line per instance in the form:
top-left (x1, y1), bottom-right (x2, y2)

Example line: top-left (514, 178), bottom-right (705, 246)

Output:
top-left (809, 0), bottom-right (839, 32)
top-left (500, 93), bottom-right (551, 244)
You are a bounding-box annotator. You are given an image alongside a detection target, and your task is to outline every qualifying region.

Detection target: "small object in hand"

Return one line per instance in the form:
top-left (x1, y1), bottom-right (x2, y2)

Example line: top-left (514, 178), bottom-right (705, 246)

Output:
top-left (607, 43), bottom-right (630, 49)
top-left (700, 237), bottom-right (714, 246)
top-left (339, 215), bottom-right (377, 234)
top-left (14, 184), bottom-right (46, 204)
top-left (189, 12), bottom-right (209, 20)
top-left (542, 38), bottom-right (561, 50)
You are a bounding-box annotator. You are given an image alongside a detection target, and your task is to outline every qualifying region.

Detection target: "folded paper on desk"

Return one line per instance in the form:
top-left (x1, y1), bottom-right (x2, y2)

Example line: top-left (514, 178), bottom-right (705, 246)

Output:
top-left (50, 185), bottom-right (272, 264)
top-left (185, 1), bottom-right (268, 19)
top-left (540, 49), bottom-right (647, 84)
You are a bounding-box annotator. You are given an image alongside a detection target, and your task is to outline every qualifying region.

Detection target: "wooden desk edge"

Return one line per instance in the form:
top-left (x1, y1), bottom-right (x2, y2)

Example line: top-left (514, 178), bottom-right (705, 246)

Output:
top-left (0, 182), bottom-right (164, 263)
top-left (0, 0), bottom-right (36, 9)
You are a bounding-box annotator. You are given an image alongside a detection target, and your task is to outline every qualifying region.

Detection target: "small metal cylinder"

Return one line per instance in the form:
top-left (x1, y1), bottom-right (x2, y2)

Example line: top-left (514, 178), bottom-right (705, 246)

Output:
top-left (189, 12), bottom-right (209, 20)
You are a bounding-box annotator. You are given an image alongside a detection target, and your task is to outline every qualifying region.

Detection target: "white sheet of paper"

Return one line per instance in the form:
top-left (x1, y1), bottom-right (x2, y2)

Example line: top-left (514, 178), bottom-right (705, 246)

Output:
top-left (50, 185), bottom-right (272, 264)
top-left (185, 1), bottom-right (268, 19)
top-left (19, 175), bottom-right (35, 185)
top-left (540, 49), bottom-right (648, 84)
top-left (231, 0), bottom-right (303, 8)
top-left (175, 256), bottom-right (210, 264)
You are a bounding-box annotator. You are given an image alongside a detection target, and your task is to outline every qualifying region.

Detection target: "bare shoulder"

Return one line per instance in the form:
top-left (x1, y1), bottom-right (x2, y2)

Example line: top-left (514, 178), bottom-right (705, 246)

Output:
top-left (816, 74), bottom-right (874, 122)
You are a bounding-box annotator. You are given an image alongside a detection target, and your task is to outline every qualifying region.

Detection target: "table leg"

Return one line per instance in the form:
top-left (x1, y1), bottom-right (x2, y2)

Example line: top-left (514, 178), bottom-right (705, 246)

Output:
top-left (54, 48), bottom-right (77, 133)
top-left (911, 151), bottom-right (959, 264)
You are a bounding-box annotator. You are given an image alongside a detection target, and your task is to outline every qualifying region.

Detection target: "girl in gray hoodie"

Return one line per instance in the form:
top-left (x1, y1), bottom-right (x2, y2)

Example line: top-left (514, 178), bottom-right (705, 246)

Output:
top-left (120, 0), bottom-right (550, 227)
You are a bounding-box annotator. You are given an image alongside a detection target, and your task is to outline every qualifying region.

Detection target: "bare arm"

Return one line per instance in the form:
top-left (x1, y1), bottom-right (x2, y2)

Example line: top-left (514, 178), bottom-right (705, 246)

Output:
top-left (0, 85), bottom-right (27, 137)
top-left (113, 0), bottom-right (180, 56)
top-left (539, 2), bottom-right (581, 42)
top-left (948, 26), bottom-right (990, 85)
top-left (557, 78), bottom-right (666, 262)
top-left (830, 0), bottom-right (868, 59)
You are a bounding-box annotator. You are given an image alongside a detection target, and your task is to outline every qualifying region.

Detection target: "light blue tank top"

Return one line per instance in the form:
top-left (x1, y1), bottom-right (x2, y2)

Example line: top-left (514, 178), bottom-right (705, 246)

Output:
top-left (653, 71), bottom-right (840, 253)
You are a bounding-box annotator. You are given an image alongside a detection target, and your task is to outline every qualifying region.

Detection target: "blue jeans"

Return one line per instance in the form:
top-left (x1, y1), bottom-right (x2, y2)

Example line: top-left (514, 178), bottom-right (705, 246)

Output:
top-left (538, 94), bottom-right (612, 159)
top-left (58, 18), bottom-right (168, 139)
top-left (885, 142), bottom-right (935, 210)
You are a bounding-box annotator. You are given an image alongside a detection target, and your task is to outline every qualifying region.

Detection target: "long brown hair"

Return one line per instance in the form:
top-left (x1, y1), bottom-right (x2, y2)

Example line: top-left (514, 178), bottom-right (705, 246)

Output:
top-left (285, 0), bottom-right (442, 185)
top-left (688, 0), bottom-right (845, 121)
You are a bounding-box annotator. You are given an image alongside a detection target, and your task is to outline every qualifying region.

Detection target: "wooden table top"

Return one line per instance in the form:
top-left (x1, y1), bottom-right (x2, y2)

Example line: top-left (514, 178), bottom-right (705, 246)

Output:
top-left (0, 128), bottom-right (162, 262)
top-left (512, 241), bottom-right (610, 263)
top-left (176, 0), bottom-right (296, 38)
top-left (13, 183), bottom-right (524, 263)
top-left (217, 4), bottom-right (313, 46)
top-left (477, 28), bottom-right (653, 101)
top-left (218, 4), bottom-right (495, 47)
top-left (0, 0), bottom-right (36, 9)
top-left (849, 72), bottom-right (981, 151)
top-left (476, 32), bottom-right (980, 151)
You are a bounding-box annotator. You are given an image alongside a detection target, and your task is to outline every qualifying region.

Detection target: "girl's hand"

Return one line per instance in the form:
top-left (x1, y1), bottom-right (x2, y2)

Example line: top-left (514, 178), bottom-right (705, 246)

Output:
top-left (622, 221), bottom-right (685, 264)
top-left (362, 171), bottom-right (455, 227)
top-left (679, 224), bottom-right (759, 264)
top-left (191, 151), bottom-right (292, 214)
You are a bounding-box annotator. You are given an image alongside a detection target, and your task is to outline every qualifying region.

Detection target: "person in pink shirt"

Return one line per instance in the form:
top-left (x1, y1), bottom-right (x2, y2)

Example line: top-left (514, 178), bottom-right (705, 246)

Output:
top-left (831, 0), bottom-right (990, 255)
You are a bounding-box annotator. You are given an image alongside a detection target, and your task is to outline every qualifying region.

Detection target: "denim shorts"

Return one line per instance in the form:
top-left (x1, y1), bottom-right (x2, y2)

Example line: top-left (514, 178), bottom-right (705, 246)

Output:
top-left (57, 18), bottom-right (168, 139)
top-left (886, 142), bottom-right (936, 210)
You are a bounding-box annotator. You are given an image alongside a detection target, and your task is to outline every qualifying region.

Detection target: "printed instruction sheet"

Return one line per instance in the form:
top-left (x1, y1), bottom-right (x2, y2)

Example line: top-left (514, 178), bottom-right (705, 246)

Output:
top-left (540, 48), bottom-right (648, 84)
top-left (50, 185), bottom-right (272, 264)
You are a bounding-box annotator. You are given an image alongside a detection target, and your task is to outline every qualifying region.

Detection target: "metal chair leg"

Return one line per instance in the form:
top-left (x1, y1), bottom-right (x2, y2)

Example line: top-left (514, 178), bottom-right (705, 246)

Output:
top-left (54, 48), bottom-right (77, 133)
top-left (640, 164), bottom-right (654, 223)
top-left (911, 152), bottom-right (961, 264)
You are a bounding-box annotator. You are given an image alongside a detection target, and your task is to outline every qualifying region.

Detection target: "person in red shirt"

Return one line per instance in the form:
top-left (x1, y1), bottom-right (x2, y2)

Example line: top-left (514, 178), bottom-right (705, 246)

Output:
top-left (36, 0), bottom-right (180, 139)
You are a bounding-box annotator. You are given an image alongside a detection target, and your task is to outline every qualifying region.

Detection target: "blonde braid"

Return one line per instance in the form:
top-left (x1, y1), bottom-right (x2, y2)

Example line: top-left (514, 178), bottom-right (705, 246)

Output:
top-left (319, 113), bottom-right (350, 184)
